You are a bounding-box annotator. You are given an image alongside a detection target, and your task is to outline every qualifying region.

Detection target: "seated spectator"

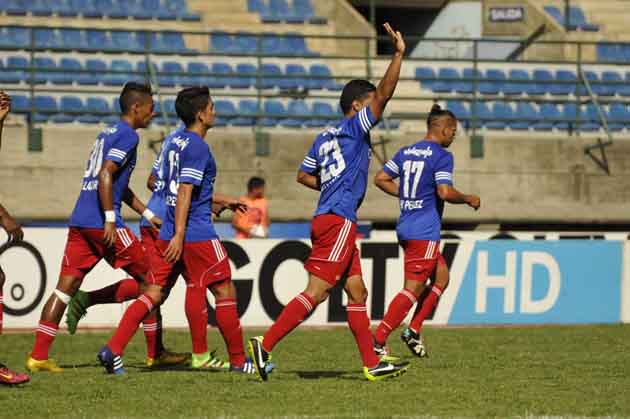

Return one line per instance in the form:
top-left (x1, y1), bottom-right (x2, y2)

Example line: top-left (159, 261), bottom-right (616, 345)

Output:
top-left (232, 177), bottom-right (270, 238)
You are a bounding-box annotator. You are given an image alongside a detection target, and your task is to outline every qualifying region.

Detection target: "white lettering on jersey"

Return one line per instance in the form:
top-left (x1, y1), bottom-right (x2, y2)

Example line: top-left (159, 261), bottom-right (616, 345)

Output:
top-left (403, 146), bottom-right (433, 158)
top-left (172, 136), bottom-right (190, 151)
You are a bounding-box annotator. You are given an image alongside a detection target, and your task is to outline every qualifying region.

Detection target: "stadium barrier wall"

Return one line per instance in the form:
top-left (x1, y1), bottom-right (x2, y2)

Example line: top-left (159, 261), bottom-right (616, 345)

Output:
top-left (1, 228), bottom-right (627, 329)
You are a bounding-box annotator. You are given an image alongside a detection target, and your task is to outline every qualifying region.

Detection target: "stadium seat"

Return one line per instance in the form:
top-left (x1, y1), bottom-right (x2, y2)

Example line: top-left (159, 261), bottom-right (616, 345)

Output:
top-left (457, 68), bottom-right (482, 94)
top-left (233, 32), bottom-right (257, 54)
top-left (535, 103), bottom-right (562, 131)
top-left (187, 62), bottom-right (212, 86)
top-left (3, 56), bottom-right (28, 84)
top-left (234, 63), bottom-right (258, 89)
top-left (415, 67), bottom-right (436, 90)
top-left (432, 68), bottom-right (459, 93)
top-left (111, 31), bottom-right (143, 53)
top-left (601, 71), bottom-right (630, 97)
top-left (446, 101), bottom-right (470, 123)
top-left (234, 100), bottom-right (258, 126)
top-left (161, 32), bottom-right (191, 53)
top-left (53, 95), bottom-right (83, 123)
top-left (261, 63), bottom-right (283, 89)
top-left (510, 102), bottom-right (538, 130)
top-left (86, 31), bottom-right (113, 52)
top-left (60, 29), bottom-right (88, 50)
top-left (480, 69), bottom-right (505, 95)
top-left (576, 71), bottom-right (601, 96)
top-left (56, 58), bottom-right (82, 85)
top-left (78, 59), bottom-right (107, 85)
top-left (310, 64), bottom-right (342, 91)
top-left (471, 102), bottom-right (492, 128)
top-left (34, 29), bottom-right (59, 49)
top-left (280, 64), bottom-right (308, 90)
top-left (607, 103), bottom-right (630, 131)
top-left (211, 32), bottom-right (237, 54)
top-left (160, 62), bottom-right (184, 87)
top-left (568, 6), bottom-right (599, 31)
top-left (5, 0), bottom-right (28, 16)
top-left (269, 0), bottom-right (300, 23)
top-left (214, 100), bottom-right (237, 126)
top-left (285, 33), bottom-right (318, 56)
top-left (30, 0), bottom-right (53, 16)
top-left (294, 0), bottom-right (326, 24)
top-left (552, 70), bottom-right (576, 96)
top-left (33, 57), bottom-right (56, 84)
top-left (544, 6), bottom-right (566, 27)
top-left (248, 0), bottom-right (276, 22)
top-left (79, 97), bottom-right (111, 124)
top-left (105, 59), bottom-right (134, 86)
top-left (486, 102), bottom-right (512, 130)
top-left (532, 69), bottom-right (554, 95)
top-left (260, 100), bottom-right (286, 126)
top-left (6, 27), bottom-right (29, 49)
top-left (597, 43), bottom-right (619, 63)
top-left (211, 62), bottom-right (235, 89)
top-left (34, 95), bottom-right (58, 115)
top-left (281, 100), bottom-right (309, 127)
top-left (304, 102), bottom-right (334, 127)
top-left (10, 94), bottom-right (30, 113)
top-left (580, 104), bottom-right (601, 131)
top-left (504, 69), bottom-right (531, 96)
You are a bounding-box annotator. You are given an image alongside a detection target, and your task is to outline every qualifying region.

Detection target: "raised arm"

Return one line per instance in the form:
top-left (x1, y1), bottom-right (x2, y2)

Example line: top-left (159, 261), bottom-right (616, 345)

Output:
top-left (437, 184), bottom-right (480, 210)
top-left (369, 23), bottom-right (405, 121)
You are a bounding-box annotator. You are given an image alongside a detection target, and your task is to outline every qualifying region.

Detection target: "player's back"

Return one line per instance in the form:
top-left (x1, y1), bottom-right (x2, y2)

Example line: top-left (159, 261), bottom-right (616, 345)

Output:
top-left (386, 140), bottom-right (453, 241)
top-left (69, 120), bottom-right (139, 228)
top-left (301, 107), bottom-right (377, 223)
top-left (159, 130), bottom-right (218, 242)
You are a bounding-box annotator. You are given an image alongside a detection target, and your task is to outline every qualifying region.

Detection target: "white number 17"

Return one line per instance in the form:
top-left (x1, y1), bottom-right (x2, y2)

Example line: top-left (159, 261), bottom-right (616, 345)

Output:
top-left (402, 160), bottom-right (424, 199)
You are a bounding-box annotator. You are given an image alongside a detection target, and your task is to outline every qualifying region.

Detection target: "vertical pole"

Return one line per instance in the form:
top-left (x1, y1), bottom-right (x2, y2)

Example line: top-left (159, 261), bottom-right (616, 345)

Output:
top-left (564, 0), bottom-right (570, 31)
top-left (576, 41), bottom-right (581, 137)
top-left (28, 26), bottom-right (35, 134)
top-left (471, 40), bottom-right (478, 138)
top-left (256, 34), bottom-right (263, 131)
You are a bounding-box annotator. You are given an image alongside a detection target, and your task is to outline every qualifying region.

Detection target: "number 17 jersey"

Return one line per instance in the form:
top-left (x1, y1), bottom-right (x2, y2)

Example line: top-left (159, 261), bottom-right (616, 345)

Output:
top-left (382, 140), bottom-right (454, 241)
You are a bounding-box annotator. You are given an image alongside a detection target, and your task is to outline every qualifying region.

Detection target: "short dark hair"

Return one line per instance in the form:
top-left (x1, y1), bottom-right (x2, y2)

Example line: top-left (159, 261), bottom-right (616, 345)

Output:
top-left (175, 86), bottom-right (212, 127)
top-left (247, 176), bottom-right (265, 191)
top-left (427, 103), bottom-right (456, 129)
top-left (119, 82), bottom-right (152, 115)
top-left (339, 79), bottom-right (376, 115)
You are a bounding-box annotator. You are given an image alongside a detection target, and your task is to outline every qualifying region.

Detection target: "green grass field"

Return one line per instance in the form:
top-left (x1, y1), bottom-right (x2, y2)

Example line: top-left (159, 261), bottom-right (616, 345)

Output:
top-left (1, 325), bottom-right (630, 418)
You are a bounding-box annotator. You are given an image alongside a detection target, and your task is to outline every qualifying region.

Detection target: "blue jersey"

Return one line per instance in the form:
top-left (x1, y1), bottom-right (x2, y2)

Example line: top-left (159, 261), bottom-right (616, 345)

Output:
top-left (159, 130), bottom-right (218, 243)
top-left (382, 140), bottom-right (454, 241)
top-left (69, 120), bottom-right (138, 228)
top-left (299, 107), bottom-right (378, 223)
top-left (139, 129), bottom-right (182, 228)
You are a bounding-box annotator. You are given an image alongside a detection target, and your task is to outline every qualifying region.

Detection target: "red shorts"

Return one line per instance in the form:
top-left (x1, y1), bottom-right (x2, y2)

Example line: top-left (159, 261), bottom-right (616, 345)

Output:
top-left (148, 239), bottom-right (231, 289)
top-left (140, 227), bottom-right (160, 261)
top-left (401, 240), bottom-right (445, 282)
top-left (60, 226), bottom-right (148, 280)
top-left (304, 214), bottom-right (362, 285)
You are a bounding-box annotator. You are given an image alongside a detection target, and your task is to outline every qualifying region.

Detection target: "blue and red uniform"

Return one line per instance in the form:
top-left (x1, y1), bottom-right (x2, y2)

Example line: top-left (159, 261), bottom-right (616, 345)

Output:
top-left (148, 130), bottom-right (230, 289)
top-left (299, 106), bottom-right (378, 284)
top-left (61, 120), bottom-right (147, 280)
top-left (381, 139), bottom-right (454, 281)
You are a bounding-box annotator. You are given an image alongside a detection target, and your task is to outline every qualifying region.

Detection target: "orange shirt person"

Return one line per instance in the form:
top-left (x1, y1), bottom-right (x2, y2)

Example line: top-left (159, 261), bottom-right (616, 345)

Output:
top-left (232, 177), bottom-right (270, 239)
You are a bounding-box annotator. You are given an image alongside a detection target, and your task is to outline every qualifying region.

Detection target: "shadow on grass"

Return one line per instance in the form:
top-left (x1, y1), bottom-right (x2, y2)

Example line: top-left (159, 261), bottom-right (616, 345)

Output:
top-left (292, 370), bottom-right (351, 379)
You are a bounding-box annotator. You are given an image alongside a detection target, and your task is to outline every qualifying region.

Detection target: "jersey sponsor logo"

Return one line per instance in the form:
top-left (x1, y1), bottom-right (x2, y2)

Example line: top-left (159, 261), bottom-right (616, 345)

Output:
top-left (101, 126), bottom-right (118, 135)
top-left (172, 136), bottom-right (190, 151)
top-left (403, 146), bottom-right (433, 158)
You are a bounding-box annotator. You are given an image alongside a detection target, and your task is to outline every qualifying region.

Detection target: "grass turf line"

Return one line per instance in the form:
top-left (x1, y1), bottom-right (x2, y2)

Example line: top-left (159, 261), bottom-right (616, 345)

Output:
top-left (1, 325), bottom-right (630, 417)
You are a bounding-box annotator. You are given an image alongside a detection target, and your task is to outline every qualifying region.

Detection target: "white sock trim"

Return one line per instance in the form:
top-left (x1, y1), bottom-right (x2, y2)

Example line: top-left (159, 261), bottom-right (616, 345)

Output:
top-left (54, 289), bottom-right (71, 304)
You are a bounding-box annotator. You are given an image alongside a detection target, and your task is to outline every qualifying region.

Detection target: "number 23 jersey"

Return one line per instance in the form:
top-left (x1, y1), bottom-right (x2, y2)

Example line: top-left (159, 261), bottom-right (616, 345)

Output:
top-left (382, 140), bottom-right (454, 242)
top-left (69, 120), bottom-right (138, 228)
top-left (299, 107), bottom-right (378, 223)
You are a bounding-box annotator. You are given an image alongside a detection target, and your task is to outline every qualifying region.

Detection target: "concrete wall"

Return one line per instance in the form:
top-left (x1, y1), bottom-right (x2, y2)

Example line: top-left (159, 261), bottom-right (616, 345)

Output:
top-left (0, 124), bottom-right (629, 223)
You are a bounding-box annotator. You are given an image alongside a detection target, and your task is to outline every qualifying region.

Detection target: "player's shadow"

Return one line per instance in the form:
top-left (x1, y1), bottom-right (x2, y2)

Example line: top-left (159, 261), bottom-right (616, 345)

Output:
top-left (59, 363), bottom-right (95, 369)
top-left (291, 370), bottom-right (349, 380)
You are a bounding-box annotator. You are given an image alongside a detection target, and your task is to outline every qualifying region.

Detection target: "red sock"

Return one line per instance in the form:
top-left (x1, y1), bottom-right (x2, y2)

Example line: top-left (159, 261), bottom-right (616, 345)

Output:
top-left (31, 320), bottom-right (58, 360)
top-left (347, 304), bottom-right (380, 368)
top-left (108, 294), bottom-right (155, 355)
top-left (374, 289), bottom-right (417, 345)
top-left (215, 297), bottom-right (245, 367)
top-left (143, 312), bottom-right (159, 359)
top-left (185, 285), bottom-right (208, 355)
top-left (409, 284), bottom-right (444, 333)
top-left (0, 290), bottom-right (3, 334)
top-left (88, 278), bottom-right (140, 306)
top-left (263, 292), bottom-right (315, 352)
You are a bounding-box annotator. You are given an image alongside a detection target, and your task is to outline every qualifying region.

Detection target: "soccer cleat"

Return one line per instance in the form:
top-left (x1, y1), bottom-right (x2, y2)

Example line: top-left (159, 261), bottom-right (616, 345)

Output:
top-left (248, 336), bottom-right (273, 381)
top-left (25, 356), bottom-right (63, 373)
top-left (0, 363), bottom-right (30, 385)
top-left (190, 350), bottom-right (229, 370)
top-left (146, 349), bottom-right (191, 368)
top-left (66, 290), bottom-right (89, 335)
top-left (229, 358), bottom-right (259, 375)
top-left (363, 360), bottom-right (409, 381)
top-left (401, 328), bottom-right (428, 358)
top-left (97, 346), bottom-right (125, 375)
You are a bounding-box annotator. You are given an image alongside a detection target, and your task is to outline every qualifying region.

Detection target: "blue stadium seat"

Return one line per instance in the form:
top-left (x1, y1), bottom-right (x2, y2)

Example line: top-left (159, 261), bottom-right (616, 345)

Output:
top-left (5, 0), bottom-right (28, 16)
top-left (269, 0), bottom-right (299, 23)
top-left (544, 6), bottom-right (565, 27)
top-left (310, 64), bottom-right (342, 91)
top-left (281, 100), bottom-right (309, 127)
top-left (79, 59), bottom-right (106, 85)
top-left (446, 101), bottom-right (470, 123)
top-left (415, 67), bottom-right (436, 90)
top-left (552, 70), bottom-right (576, 95)
top-left (211, 32), bottom-right (237, 54)
top-left (248, 0), bottom-right (274, 21)
top-left (261, 63), bottom-right (283, 89)
top-left (285, 33), bottom-right (318, 56)
top-left (161, 32), bottom-right (190, 53)
top-left (261, 33), bottom-right (281, 55)
top-left (233, 100), bottom-right (258, 126)
top-left (432, 68), bottom-right (460, 93)
top-left (165, 0), bottom-right (201, 21)
top-left (294, 0), bottom-right (326, 24)
top-left (280, 64), bottom-right (308, 89)
top-left (576, 71), bottom-right (601, 96)
top-left (534, 103), bottom-right (558, 131)
top-left (86, 31), bottom-right (112, 51)
top-left (471, 102), bottom-right (492, 128)
top-left (160, 62), bottom-right (184, 87)
top-left (457, 68), bottom-right (481, 94)
top-left (607, 103), bottom-right (630, 131)
top-left (234, 32), bottom-right (257, 54)
top-left (34, 29), bottom-right (59, 49)
top-left (504, 69), bottom-right (532, 96)
top-left (53, 95), bottom-right (83, 123)
top-left (214, 100), bottom-right (237, 126)
top-left (10, 94), bottom-right (30, 113)
top-left (511, 102), bottom-right (538, 130)
top-left (94, 0), bottom-right (116, 17)
top-left (136, 61), bottom-right (157, 83)
top-left (601, 71), bottom-right (629, 97)
top-left (0, 55), bottom-right (26, 83)
top-left (597, 43), bottom-right (619, 63)
top-left (480, 69), bottom-right (505, 95)
top-left (34, 96), bottom-right (58, 118)
top-left (568, 6), bottom-right (599, 31)
top-left (111, 31), bottom-right (143, 53)
top-left (485, 102), bottom-right (512, 130)
top-left (30, 0), bottom-right (53, 16)
top-left (56, 58), bottom-right (82, 85)
top-left (33, 57), bottom-right (56, 84)
top-left (104, 59), bottom-right (134, 86)
top-left (306, 102), bottom-right (335, 127)
top-left (60, 29), bottom-right (88, 50)
top-left (50, 0), bottom-right (77, 17)
top-left (234, 63), bottom-right (258, 88)
top-left (211, 62), bottom-right (235, 89)
top-left (70, 0), bottom-right (102, 18)
top-left (79, 97), bottom-right (111, 124)
top-left (7, 27), bottom-right (29, 49)
top-left (187, 62), bottom-right (212, 86)
top-left (531, 69), bottom-right (554, 95)
top-left (260, 100), bottom-right (286, 126)
top-left (580, 104), bottom-right (601, 131)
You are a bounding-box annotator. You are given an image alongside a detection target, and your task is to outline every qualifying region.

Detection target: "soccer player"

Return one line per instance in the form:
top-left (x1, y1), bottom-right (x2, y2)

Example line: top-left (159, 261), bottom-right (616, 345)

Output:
top-left (25, 82), bottom-right (173, 373)
top-left (248, 23), bottom-right (409, 382)
top-left (232, 176), bottom-right (270, 239)
top-left (0, 91), bottom-right (30, 385)
top-left (97, 86), bottom-right (254, 375)
top-left (372, 104), bottom-right (480, 358)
